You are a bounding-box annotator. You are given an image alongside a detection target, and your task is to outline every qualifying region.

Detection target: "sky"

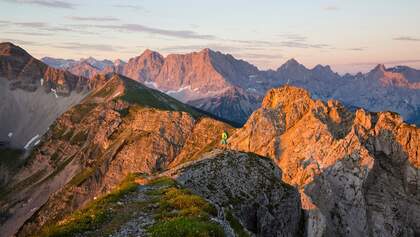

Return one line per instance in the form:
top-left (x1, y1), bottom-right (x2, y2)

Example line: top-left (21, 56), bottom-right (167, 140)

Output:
top-left (0, 0), bottom-right (420, 74)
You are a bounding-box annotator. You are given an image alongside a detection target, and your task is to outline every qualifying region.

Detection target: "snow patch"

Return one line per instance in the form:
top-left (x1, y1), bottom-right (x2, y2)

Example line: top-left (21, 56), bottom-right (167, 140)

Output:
top-left (51, 88), bottom-right (58, 98)
top-left (166, 86), bottom-right (192, 94)
top-left (8, 132), bottom-right (13, 138)
top-left (40, 78), bottom-right (44, 86)
top-left (24, 134), bottom-right (40, 150)
top-left (144, 81), bottom-right (159, 90)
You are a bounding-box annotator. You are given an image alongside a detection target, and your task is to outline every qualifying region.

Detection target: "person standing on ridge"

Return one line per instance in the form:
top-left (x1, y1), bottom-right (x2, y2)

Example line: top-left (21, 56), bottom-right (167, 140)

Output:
top-left (221, 130), bottom-right (228, 147)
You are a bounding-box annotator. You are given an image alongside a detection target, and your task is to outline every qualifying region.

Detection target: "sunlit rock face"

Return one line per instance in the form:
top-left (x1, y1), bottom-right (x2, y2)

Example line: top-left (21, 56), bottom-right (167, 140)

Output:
top-left (229, 85), bottom-right (420, 237)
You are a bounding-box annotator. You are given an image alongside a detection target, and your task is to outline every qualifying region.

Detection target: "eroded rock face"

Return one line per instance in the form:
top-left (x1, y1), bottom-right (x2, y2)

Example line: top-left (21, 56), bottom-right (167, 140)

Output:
top-left (229, 85), bottom-right (420, 237)
top-left (0, 42), bottom-right (90, 148)
top-left (1, 75), bottom-right (232, 237)
top-left (166, 149), bottom-right (303, 237)
top-left (123, 49), bottom-right (164, 83)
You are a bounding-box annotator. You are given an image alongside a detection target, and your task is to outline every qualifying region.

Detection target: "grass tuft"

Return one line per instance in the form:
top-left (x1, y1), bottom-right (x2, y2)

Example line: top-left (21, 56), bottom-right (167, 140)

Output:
top-left (148, 217), bottom-right (224, 237)
top-left (147, 177), bottom-right (222, 236)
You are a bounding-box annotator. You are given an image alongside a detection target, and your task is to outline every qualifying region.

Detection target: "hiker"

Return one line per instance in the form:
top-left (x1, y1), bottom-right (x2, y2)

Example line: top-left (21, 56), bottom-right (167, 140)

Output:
top-left (221, 130), bottom-right (228, 146)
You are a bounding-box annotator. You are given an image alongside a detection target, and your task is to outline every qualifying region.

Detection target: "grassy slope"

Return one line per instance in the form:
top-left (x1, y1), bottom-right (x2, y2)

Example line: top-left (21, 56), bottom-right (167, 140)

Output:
top-left (36, 176), bottom-right (224, 237)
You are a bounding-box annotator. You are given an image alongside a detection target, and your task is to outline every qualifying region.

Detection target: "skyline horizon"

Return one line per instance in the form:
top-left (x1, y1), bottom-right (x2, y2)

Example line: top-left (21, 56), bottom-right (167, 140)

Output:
top-left (1, 0), bottom-right (419, 74)
top-left (9, 41), bottom-right (419, 76)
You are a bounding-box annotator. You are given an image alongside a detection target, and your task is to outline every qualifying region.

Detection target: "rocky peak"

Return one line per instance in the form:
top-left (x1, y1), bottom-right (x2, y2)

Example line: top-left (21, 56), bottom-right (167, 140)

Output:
top-left (139, 49), bottom-right (163, 60)
top-left (123, 49), bottom-right (164, 82)
top-left (197, 48), bottom-right (218, 59)
top-left (262, 85), bottom-right (312, 109)
top-left (369, 63), bottom-right (387, 74)
top-left (277, 58), bottom-right (306, 71)
top-left (285, 58), bottom-right (300, 66)
top-left (312, 64), bottom-right (333, 74)
top-left (0, 42), bottom-right (30, 58)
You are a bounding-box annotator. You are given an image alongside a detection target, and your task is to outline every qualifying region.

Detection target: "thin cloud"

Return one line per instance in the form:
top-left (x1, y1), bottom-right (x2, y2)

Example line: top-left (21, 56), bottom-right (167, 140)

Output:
top-left (95, 24), bottom-right (217, 40)
top-left (3, 31), bottom-right (53, 36)
top-left (54, 42), bottom-right (121, 51)
top-left (7, 0), bottom-right (76, 9)
top-left (323, 6), bottom-right (339, 11)
top-left (236, 53), bottom-right (283, 60)
top-left (347, 47), bottom-right (365, 51)
top-left (230, 37), bottom-right (328, 49)
top-left (236, 34), bottom-right (328, 49)
top-left (342, 59), bottom-right (420, 66)
top-left (160, 43), bottom-right (264, 53)
top-left (277, 33), bottom-right (307, 42)
top-left (280, 41), bottom-right (329, 49)
top-left (16, 22), bottom-right (48, 28)
top-left (393, 36), bottom-right (420, 42)
top-left (113, 4), bottom-right (147, 11)
top-left (0, 38), bottom-right (44, 46)
top-left (67, 16), bottom-right (120, 22)
top-left (0, 20), bottom-right (98, 35)
top-left (161, 44), bottom-right (239, 53)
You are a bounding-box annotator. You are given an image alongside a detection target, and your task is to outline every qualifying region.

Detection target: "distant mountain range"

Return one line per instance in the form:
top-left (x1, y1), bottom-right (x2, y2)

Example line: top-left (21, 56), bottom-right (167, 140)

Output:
top-left (42, 48), bottom-right (420, 126)
top-left (2, 42), bottom-right (420, 237)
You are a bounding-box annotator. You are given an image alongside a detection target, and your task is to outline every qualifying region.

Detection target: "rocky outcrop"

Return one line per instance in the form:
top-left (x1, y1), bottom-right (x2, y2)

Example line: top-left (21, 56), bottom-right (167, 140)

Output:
top-left (169, 117), bottom-right (234, 168)
top-left (229, 85), bottom-right (420, 237)
top-left (167, 149), bottom-right (303, 237)
top-left (122, 49), bottom-right (164, 83)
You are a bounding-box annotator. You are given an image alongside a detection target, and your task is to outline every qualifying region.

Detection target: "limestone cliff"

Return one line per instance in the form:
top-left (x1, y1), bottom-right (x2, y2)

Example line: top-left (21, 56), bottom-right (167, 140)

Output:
top-left (229, 85), bottom-right (420, 237)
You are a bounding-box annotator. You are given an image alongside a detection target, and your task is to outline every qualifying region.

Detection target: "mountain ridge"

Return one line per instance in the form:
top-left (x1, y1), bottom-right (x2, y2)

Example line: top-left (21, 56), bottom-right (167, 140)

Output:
top-left (40, 46), bottom-right (420, 126)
